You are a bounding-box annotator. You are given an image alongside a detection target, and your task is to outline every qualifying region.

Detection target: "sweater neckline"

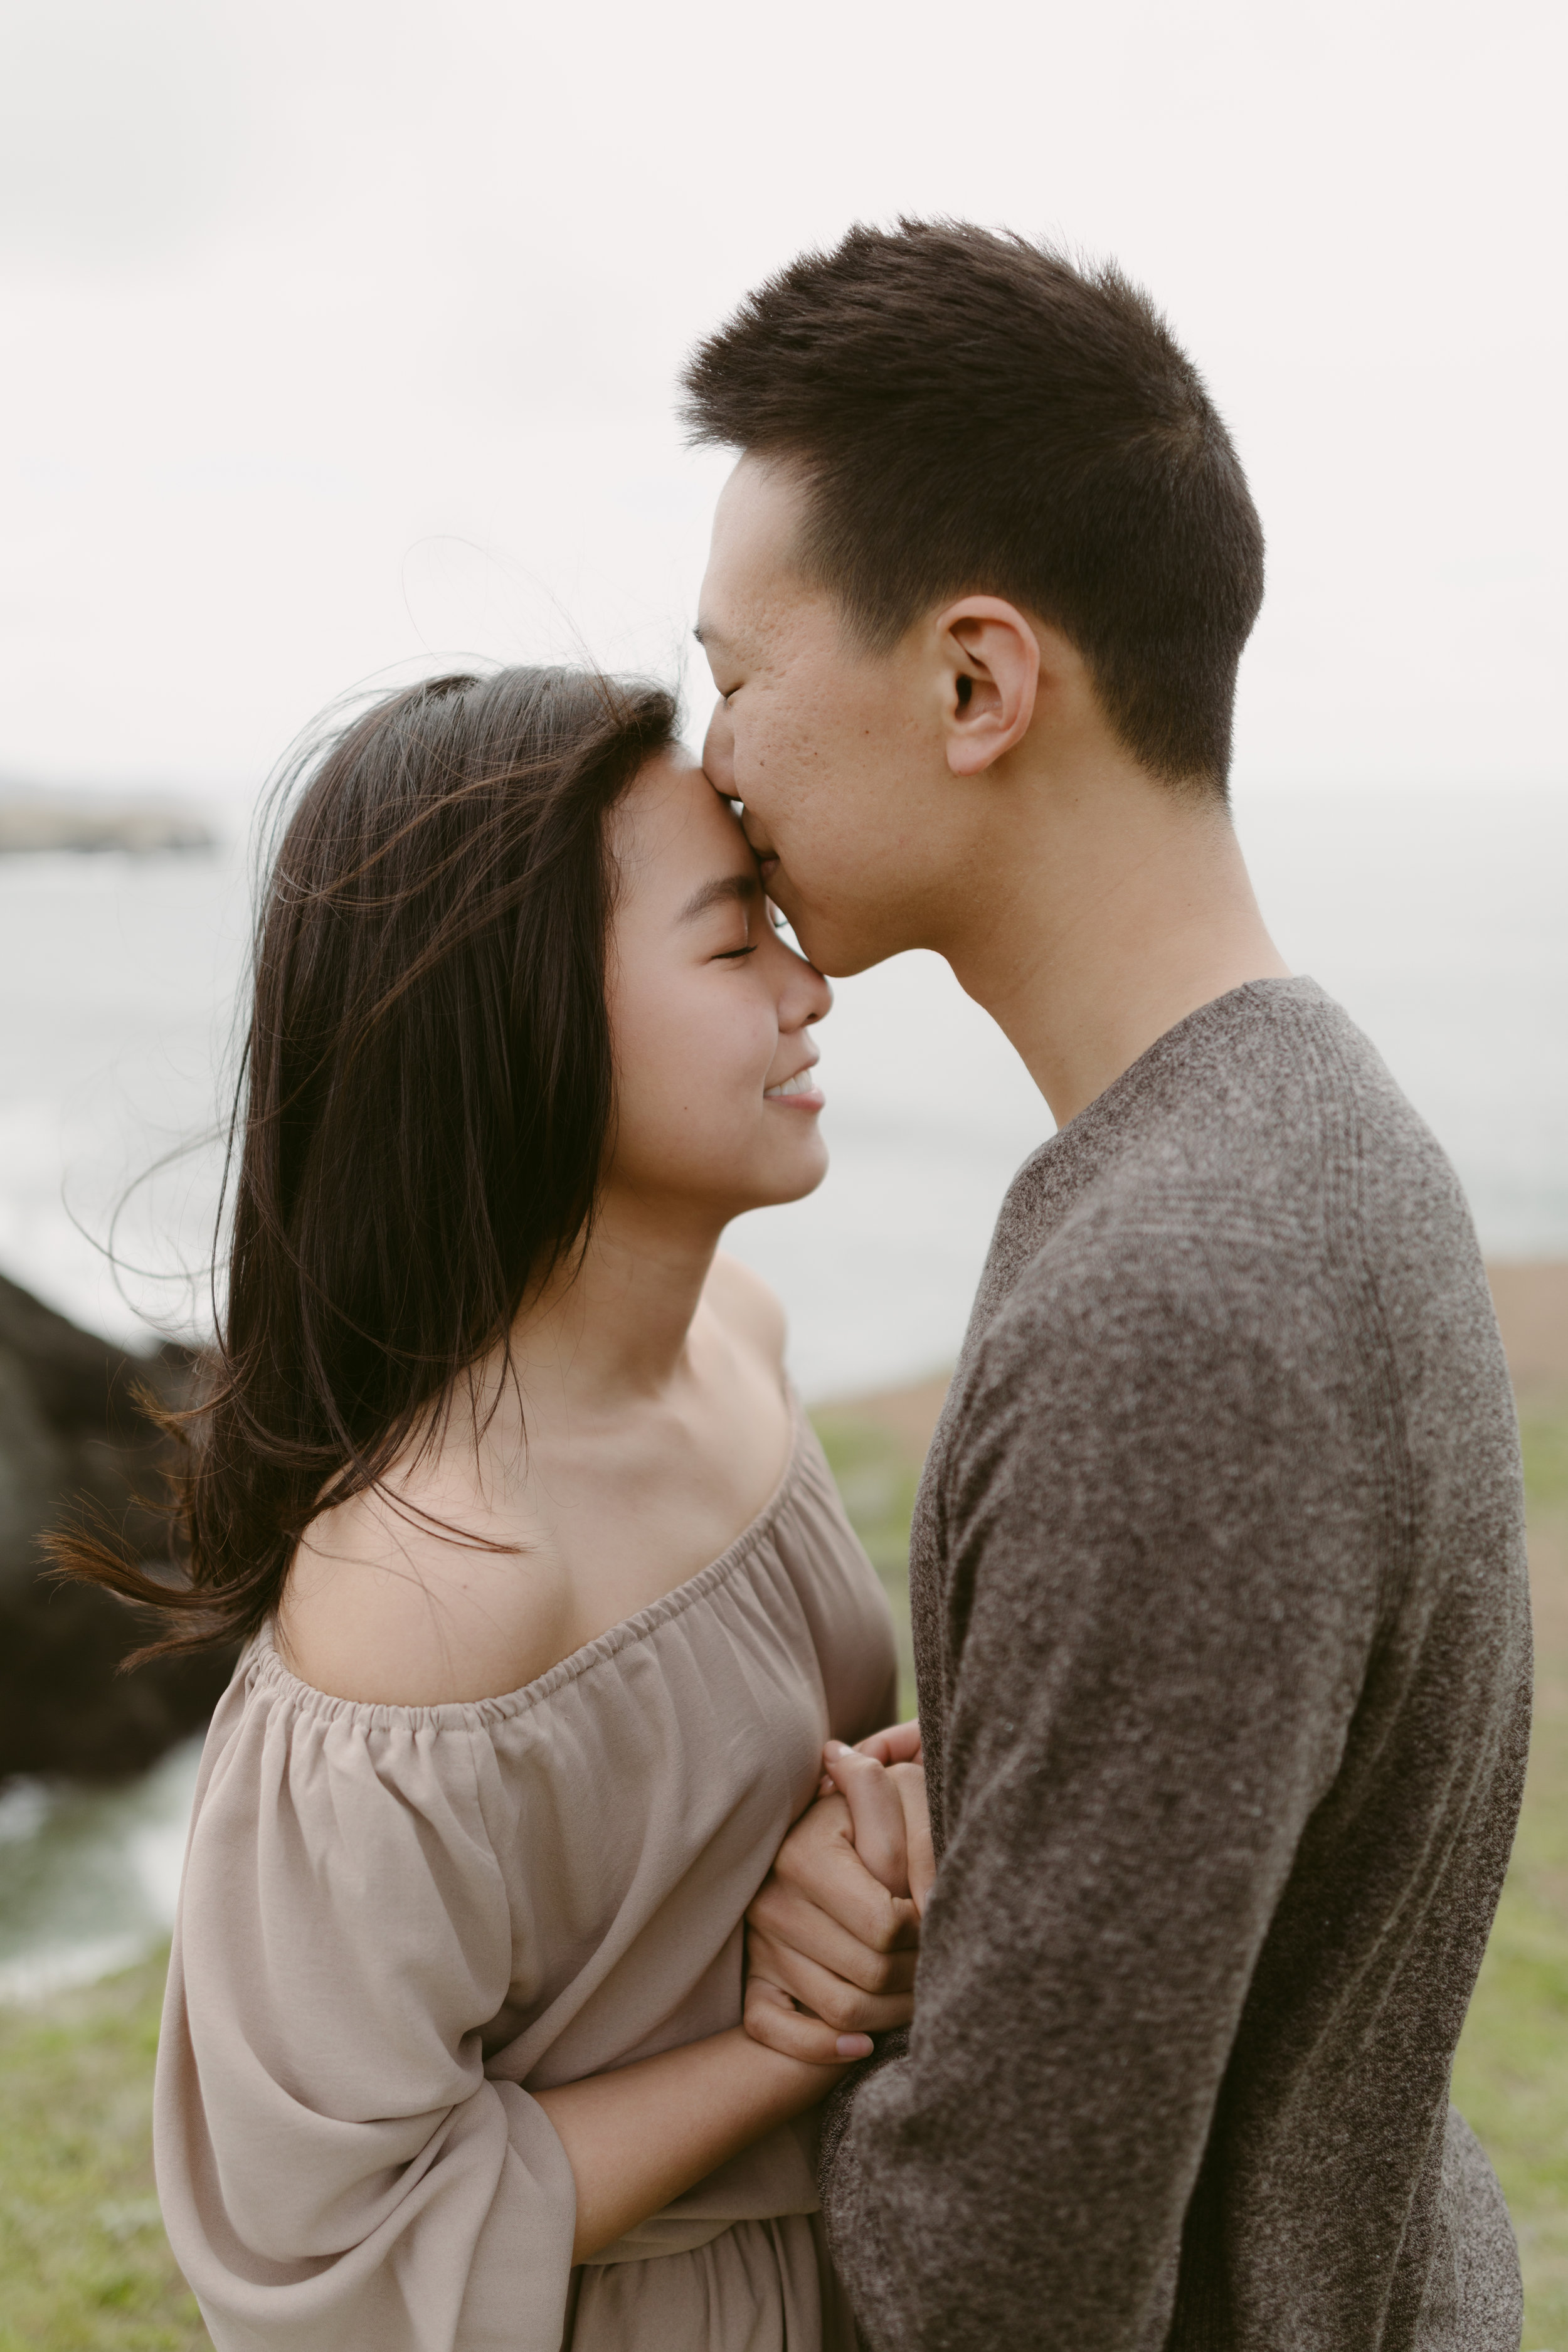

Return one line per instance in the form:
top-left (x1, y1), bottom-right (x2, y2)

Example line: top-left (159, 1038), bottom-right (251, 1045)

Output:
top-left (1027, 974), bottom-right (1325, 1172)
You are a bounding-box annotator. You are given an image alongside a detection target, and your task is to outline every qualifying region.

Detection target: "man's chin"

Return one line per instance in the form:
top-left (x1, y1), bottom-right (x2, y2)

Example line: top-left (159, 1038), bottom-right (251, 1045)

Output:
top-left (771, 898), bottom-right (829, 970)
top-left (770, 879), bottom-right (892, 980)
top-left (789, 923), bottom-right (883, 982)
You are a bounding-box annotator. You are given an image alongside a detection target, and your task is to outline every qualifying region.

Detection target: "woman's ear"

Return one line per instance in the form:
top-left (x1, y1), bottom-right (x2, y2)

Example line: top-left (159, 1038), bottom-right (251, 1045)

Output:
top-left (936, 597), bottom-right (1041, 775)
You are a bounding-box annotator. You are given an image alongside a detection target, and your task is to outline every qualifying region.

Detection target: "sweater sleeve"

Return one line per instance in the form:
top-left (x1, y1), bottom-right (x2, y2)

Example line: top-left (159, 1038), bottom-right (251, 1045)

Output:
top-left (820, 1242), bottom-right (1384, 2349)
top-left (153, 1664), bottom-right (577, 2352)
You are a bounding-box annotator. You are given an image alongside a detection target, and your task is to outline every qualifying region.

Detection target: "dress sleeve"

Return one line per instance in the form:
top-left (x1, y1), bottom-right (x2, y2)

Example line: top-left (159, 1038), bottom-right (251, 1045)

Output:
top-left (154, 1663), bottom-right (577, 2352)
top-left (820, 1243), bottom-right (1381, 2349)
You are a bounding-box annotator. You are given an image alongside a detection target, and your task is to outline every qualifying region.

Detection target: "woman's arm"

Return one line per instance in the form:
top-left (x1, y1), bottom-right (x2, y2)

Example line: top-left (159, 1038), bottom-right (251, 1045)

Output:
top-left (536, 1735), bottom-right (933, 2259)
top-left (533, 2027), bottom-right (857, 2262)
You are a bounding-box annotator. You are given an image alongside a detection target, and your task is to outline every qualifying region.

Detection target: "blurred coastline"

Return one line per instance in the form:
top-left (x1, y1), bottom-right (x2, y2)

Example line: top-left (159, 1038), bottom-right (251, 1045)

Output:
top-left (1, 782), bottom-right (1566, 1387)
top-left (0, 788), bottom-right (216, 858)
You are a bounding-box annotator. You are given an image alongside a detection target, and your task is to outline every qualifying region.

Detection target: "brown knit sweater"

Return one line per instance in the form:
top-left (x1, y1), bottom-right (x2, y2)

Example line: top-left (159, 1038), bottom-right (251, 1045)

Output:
top-left (819, 978), bottom-right (1530, 2350)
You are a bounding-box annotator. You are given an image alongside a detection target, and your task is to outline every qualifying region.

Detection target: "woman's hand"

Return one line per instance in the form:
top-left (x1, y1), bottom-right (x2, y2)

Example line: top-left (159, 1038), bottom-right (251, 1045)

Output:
top-left (539, 1730), bottom-right (935, 2259)
top-left (743, 1731), bottom-right (935, 2063)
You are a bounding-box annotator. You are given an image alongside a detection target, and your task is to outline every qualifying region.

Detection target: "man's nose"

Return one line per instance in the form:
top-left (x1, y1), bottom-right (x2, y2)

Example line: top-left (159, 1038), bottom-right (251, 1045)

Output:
top-left (702, 697), bottom-right (736, 797)
top-left (782, 955), bottom-right (832, 1028)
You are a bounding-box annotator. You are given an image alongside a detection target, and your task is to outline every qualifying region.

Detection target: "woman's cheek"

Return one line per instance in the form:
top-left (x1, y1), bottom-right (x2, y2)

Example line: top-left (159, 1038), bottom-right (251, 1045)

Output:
top-left (696, 988), bottom-right (775, 1091)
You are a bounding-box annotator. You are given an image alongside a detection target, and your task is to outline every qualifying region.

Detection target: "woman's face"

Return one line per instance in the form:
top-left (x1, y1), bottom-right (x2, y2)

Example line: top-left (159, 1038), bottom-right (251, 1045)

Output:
top-left (604, 752), bottom-right (832, 1225)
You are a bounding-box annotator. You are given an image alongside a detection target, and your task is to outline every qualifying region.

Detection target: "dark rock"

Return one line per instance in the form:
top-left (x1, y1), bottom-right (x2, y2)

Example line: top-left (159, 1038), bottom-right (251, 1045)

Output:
top-left (0, 1273), bottom-right (237, 1781)
top-left (0, 792), bottom-right (216, 856)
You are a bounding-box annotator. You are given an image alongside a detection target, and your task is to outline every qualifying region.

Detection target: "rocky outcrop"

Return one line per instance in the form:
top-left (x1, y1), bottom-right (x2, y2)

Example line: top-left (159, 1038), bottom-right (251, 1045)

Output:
top-left (0, 1274), bottom-right (236, 1781)
top-left (0, 792), bottom-right (216, 855)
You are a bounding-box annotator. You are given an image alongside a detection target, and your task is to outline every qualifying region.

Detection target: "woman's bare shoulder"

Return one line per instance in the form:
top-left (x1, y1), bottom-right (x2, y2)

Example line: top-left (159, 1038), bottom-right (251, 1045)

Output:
top-left (276, 1463), bottom-right (573, 1710)
top-left (703, 1251), bottom-right (788, 1376)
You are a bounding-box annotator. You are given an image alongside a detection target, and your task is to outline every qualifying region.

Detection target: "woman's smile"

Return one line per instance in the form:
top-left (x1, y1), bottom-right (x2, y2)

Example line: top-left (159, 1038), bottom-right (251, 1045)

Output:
top-left (764, 1060), bottom-right (823, 1106)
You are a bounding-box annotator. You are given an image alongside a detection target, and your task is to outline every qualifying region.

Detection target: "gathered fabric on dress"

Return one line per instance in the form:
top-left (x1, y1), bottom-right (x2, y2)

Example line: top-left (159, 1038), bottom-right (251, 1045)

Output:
top-left (154, 1401), bottom-right (896, 2352)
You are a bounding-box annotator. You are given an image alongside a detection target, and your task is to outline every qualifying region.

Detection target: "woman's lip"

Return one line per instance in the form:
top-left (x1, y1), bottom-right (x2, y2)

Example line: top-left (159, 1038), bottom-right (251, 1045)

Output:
top-left (764, 1063), bottom-right (824, 1107)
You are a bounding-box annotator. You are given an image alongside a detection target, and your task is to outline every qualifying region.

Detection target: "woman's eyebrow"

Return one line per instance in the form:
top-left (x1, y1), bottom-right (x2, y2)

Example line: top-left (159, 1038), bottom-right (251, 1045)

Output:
top-left (677, 871), bottom-right (760, 924)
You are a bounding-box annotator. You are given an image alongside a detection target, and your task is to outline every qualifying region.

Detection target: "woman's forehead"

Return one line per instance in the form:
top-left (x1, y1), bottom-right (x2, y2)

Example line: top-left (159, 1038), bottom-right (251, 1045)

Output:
top-left (612, 753), bottom-right (755, 903)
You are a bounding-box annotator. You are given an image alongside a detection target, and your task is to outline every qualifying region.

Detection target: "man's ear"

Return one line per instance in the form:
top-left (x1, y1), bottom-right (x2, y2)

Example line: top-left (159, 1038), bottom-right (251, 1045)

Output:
top-left (936, 598), bottom-right (1041, 775)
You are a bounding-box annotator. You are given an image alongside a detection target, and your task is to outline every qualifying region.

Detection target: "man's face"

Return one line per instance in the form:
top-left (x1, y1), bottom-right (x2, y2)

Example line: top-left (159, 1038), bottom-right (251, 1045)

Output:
top-left (696, 457), bottom-right (956, 977)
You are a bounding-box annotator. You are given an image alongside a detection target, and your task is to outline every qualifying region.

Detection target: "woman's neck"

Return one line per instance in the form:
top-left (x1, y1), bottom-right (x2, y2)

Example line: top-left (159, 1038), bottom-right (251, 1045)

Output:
top-left (504, 1189), bottom-right (727, 1418)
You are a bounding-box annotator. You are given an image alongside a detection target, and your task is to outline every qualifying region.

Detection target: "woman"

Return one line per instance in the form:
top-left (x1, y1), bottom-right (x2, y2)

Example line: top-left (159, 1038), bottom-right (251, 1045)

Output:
top-left (58, 667), bottom-right (919, 2349)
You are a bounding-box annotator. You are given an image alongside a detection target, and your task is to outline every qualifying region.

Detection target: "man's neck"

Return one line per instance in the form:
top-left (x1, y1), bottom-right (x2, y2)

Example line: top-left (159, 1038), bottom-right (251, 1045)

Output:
top-left (941, 755), bottom-right (1290, 1130)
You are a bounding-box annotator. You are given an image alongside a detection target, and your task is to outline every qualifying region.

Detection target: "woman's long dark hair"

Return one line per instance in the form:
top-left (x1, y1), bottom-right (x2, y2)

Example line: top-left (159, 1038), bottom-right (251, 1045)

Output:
top-left (48, 665), bottom-right (679, 1659)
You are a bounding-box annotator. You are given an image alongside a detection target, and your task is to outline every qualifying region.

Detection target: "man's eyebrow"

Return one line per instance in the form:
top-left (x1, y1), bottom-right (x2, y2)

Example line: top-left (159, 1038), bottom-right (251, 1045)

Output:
top-left (677, 871), bottom-right (760, 924)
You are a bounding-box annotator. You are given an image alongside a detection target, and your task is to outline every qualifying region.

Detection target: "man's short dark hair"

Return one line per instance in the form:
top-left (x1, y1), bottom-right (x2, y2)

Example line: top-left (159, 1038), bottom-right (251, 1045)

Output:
top-left (681, 221), bottom-right (1264, 794)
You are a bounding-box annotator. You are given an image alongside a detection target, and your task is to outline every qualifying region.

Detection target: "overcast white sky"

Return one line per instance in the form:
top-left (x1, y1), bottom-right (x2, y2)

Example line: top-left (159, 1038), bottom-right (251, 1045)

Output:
top-left (1, 0), bottom-right (1562, 802)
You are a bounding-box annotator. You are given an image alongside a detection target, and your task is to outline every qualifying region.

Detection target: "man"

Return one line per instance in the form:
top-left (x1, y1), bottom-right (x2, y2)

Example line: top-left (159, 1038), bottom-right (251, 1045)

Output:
top-left (684, 223), bottom-right (1530, 2348)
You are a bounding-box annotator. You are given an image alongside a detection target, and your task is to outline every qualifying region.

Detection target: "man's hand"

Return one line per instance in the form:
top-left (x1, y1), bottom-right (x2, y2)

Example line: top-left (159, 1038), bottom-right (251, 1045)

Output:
top-left (744, 1731), bottom-right (935, 2063)
top-left (847, 1718), bottom-right (924, 1771)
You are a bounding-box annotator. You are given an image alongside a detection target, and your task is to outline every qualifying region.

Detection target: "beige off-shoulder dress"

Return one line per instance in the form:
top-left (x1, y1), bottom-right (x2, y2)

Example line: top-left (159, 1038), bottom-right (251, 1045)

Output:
top-left (154, 1402), bottom-right (898, 2352)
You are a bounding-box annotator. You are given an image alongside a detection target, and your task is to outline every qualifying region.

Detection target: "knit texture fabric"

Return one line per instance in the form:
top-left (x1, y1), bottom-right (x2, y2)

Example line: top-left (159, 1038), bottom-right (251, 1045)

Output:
top-left (819, 978), bottom-right (1530, 2351)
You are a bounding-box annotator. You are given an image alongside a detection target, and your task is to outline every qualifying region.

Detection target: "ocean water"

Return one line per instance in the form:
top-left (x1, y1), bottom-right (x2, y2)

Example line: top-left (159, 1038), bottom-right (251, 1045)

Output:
top-left (1, 787), bottom-right (1565, 1389)
top-left (0, 1737), bottom-right (201, 2002)
top-left (0, 783), bottom-right (1564, 1993)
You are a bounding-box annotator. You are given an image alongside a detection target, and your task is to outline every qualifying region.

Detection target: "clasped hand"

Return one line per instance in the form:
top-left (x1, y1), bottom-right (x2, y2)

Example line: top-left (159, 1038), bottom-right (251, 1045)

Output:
top-left (744, 1720), bottom-right (935, 2065)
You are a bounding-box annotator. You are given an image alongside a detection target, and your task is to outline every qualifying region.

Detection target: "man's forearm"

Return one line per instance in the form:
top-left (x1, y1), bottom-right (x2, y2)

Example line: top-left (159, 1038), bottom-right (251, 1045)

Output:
top-left (816, 2041), bottom-right (912, 2352)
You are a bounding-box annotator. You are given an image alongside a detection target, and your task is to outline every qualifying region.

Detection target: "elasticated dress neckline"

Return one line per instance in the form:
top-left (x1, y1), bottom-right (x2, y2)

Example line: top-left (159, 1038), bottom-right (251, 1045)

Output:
top-left (248, 1391), bottom-right (818, 1734)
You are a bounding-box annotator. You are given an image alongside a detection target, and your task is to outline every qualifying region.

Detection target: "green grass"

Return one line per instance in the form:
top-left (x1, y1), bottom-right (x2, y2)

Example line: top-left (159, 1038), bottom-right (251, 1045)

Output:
top-left (0, 1956), bottom-right (207, 2349)
top-left (1520, 1407), bottom-right (1568, 1514)
top-left (812, 1409), bottom-right (922, 1719)
top-left (1453, 1402), bottom-right (1568, 2348)
top-left (1, 1401), bottom-right (1562, 2346)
